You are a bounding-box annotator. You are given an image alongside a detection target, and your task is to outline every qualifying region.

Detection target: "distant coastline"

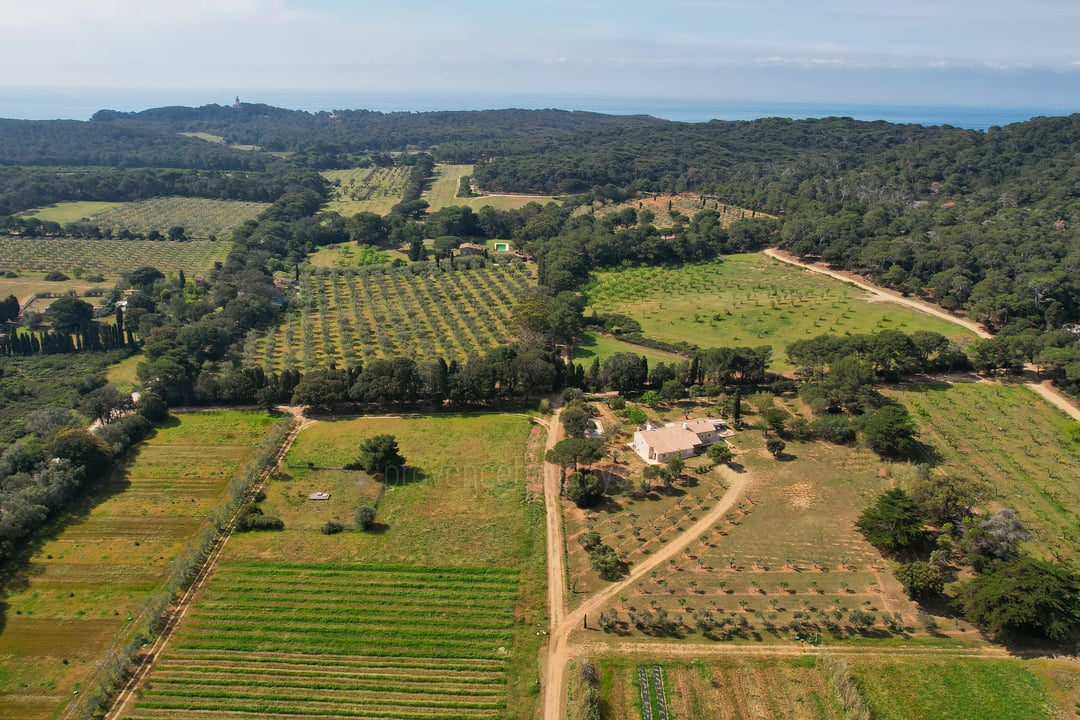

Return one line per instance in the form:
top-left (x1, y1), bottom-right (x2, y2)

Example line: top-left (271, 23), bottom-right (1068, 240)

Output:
top-left (0, 87), bottom-right (1073, 130)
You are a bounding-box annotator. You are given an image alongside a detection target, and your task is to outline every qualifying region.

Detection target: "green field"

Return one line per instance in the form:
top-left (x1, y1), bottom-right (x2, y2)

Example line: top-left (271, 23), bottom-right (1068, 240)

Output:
top-left (424, 163), bottom-right (475, 210)
top-left (323, 166), bottom-right (411, 215)
top-left (23, 201), bottom-right (125, 224)
top-left (123, 563), bottom-right (520, 720)
top-left (248, 262), bottom-right (533, 371)
top-left (137, 413), bottom-right (545, 719)
top-left (850, 657), bottom-right (1054, 720)
top-left (573, 330), bottom-right (685, 367)
top-left (0, 237), bottom-right (231, 280)
top-left (0, 411), bottom-right (278, 720)
top-left (889, 380), bottom-right (1080, 564)
top-left (584, 254), bottom-right (976, 370)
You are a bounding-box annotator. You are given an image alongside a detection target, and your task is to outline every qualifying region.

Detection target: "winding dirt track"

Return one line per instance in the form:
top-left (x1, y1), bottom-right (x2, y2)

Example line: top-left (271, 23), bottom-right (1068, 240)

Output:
top-left (764, 248), bottom-right (1080, 422)
top-left (538, 251), bottom-right (1080, 718)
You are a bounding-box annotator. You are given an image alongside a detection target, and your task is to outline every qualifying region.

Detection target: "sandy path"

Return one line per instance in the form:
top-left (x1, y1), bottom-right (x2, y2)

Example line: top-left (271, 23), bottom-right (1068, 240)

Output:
top-left (763, 248), bottom-right (992, 339)
top-left (542, 462), bottom-right (750, 719)
top-left (103, 414), bottom-right (307, 720)
top-left (763, 248), bottom-right (1080, 421)
top-left (540, 408), bottom-right (570, 720)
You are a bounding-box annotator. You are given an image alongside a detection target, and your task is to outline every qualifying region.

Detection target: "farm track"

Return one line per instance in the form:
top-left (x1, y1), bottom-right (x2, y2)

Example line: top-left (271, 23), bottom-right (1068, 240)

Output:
top-left (541, 401), bottom-right (753, 719)
top-left (764, 248), bottom-right (1080, 422)
top-left (103, 414), bottom-right (306, 720)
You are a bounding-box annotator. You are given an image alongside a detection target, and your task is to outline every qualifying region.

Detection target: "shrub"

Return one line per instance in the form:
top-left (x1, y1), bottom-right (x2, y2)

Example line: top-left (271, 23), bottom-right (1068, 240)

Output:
top-left (895, 561), bottom-right (944, 600)
top-left (320, 521), bottom-right (345, 535)
top-left (44, 270), bottom-right (70, 281)
top-left (578, 531), bottom-right (602, 551)
top-left (355, 505), bottom-right (377, 530)
top-left (607, 396), bottom-right (626, 411)
top-left (588, 543), bottom-right (626, 580)
top-left (811, 414), bottom-right (856, 444)
top-left (706, 442), bottom-right (734, 465)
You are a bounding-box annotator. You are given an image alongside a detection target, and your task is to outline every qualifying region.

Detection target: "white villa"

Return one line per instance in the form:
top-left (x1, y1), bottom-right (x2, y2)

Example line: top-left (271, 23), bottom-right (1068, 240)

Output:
top-left (631, 417), bottom-right (732, 464)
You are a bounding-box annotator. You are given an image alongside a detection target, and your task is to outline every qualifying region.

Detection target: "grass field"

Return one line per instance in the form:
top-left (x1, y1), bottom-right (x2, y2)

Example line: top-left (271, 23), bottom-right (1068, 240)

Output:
top-left (600, 656), bottom-right (843, 720)
top-left (0, 411), bottom-right (278, 720)
top-left (573, 330), bottom-right (685, 367)
top-left (889, 379), bottom-right (1080, 564)
top-left (0, 274), bottom-right (113, 305)
top-left (584, 254), bottom-right (976, 371)
top-left (307, 242), bottom-right (409, 268)
top-left (424, 163), bottom-right (475, 211)
top-left (133, 413), bottom-right (545, 719)
top-left (248, 262), bottom-right (533, 370)
top-left (323, 166), bottom-right (411, 215)
top-left (22, 201), bottom-right (125, 224)
top-left (0, 238), bottom-right (231, 282)
top-left (849, 657), bottom-right (1055, 720)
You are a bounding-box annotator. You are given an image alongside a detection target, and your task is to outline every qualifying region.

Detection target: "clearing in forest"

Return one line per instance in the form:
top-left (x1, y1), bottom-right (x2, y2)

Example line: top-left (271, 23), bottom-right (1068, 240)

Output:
top-left (0, 411), bottom-right (278, 720)
top-left (584, 254), bottom-right (976, 370)
top-left (247, 261), bottom-right (533, 371)
top-left (127, 413), bottom-right (546, 720)
top-left (322, 166), bottom-right (411, 215)
top-left (426, 163), bottom-right (560, 212)
top-left (586, 192), bottom-right (766, 224)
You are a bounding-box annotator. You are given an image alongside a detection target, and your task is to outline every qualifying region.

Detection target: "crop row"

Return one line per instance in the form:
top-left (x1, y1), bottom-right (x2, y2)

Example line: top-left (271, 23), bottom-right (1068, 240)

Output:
top-left (126, 561), bottom-right (521, 720)
top-left (0, 237), bottom-right (230, 277)
top-left (88, 197), bottom-right (268, 238)
top-left (251, 262), bottom-right (532, 370)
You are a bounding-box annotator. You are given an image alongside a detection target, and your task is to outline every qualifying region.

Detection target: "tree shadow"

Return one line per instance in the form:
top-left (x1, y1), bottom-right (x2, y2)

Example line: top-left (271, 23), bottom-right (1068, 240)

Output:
top-left (0, 468), bottom-right (133, 636)
top-left (776, 452), bottom-right (798, 462)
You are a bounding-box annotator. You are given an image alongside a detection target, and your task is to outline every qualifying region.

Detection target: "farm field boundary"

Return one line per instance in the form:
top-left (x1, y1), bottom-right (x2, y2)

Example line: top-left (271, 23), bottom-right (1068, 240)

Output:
top-left (120, 562), bottom-right (520, 720)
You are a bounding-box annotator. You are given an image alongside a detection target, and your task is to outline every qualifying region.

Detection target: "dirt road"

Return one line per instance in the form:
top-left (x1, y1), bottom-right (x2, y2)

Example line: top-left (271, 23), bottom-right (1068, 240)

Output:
top-left (764, 248), bottom-right (1080, 421)
top-left (540, 407), bottom-right (570, 720)
top-left (542, 462), bottom-right (750, 720)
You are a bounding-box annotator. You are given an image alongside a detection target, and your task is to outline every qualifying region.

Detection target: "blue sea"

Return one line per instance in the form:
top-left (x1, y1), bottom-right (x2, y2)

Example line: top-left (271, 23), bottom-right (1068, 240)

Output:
top-left (0, 87), bottom-right (1073, 130)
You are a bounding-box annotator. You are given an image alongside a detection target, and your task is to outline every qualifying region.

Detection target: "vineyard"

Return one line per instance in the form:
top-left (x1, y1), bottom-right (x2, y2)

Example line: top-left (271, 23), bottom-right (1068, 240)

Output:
top-left (248, 262), bottom-right (533, 371)
top-left (0, 237), bottom-right (230, 278)
top-left (323, 166), bottom-right (412, 215)
top-left (89, 197), bottom-right (268, 238)
top-left (122, 562), bottom-right (519, 720)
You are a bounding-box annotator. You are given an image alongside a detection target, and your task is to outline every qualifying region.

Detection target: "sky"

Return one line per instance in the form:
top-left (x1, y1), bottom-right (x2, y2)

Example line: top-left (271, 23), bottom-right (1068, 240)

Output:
top-left (0, 0), bottom-right (1078, 114)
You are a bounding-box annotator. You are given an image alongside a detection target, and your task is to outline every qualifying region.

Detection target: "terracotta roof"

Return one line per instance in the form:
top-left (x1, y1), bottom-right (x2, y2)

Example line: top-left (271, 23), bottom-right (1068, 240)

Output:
top-left (639, 425), bottom-right (701, 455)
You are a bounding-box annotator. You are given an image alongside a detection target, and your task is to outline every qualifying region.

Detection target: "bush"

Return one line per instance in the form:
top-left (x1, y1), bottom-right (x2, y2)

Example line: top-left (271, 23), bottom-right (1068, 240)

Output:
top-left (578, 531), bottom-right (602, 551)
top-left (588, 543), bottom-right (626, 580)
top-left (895, 561), bottom-right (944, 600)
top-left (607, 396), bottom-right (626, 411)
top-left (44, 270), bottom-right (70, 281)
top-left (766, 437), bottom-right (786, 457)
top-left (788, 416), bottom-right (813, 441)
top-left (811, 414), bottom-right (856, 444)
top-left (235, 504), bottom-right (284, 531)
top-left (320, 521), bottom-right (345, 535)
top-left (355, 505), bottom-right (377, 530)
top-left (706, 442), bottom-right (734, 465)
